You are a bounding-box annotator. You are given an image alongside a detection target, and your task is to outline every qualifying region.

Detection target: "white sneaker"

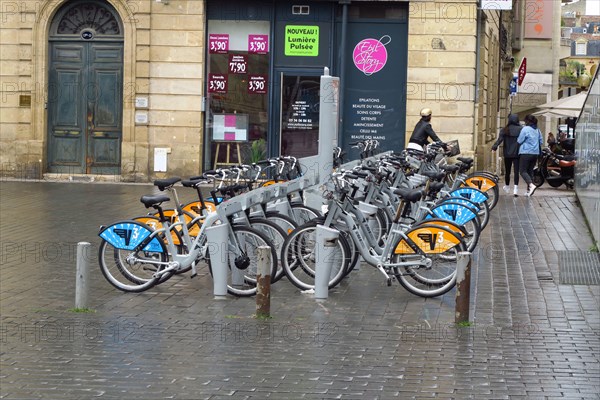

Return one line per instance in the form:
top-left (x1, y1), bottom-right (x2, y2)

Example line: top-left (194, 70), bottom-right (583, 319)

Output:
top-left (503, 185), bottom-right (510, 193)
top-left (513, 186), bottom-right (519, 197)
top-left (525, 183), bottom-right (537, 197)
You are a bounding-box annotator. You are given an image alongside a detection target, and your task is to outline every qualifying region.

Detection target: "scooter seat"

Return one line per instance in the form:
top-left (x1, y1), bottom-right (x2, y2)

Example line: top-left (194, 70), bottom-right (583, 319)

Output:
top-left (559, 160), bottom-right (575, 168)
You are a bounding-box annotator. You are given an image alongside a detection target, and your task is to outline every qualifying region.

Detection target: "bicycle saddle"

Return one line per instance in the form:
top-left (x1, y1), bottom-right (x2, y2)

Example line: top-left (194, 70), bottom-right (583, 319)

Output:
top-left (420, 170), bottom-right (446, 181)
top-left (457, 157), bottom-right (473, 165)
top-left (393, 188), bottom-right (423, 203)
top-left (428, 181), bottom-right (445, 193)
top-left (140, 194), bottom-right (170, 208)
top-left (440, 164), bottom-right (460, 173)
top-left (154, 177), bottom-right (181, 191)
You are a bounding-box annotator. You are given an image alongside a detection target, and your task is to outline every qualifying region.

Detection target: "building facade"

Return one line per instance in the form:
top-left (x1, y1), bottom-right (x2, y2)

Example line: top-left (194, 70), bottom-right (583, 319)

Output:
top-left (0, 0), bottom-right (510, 181)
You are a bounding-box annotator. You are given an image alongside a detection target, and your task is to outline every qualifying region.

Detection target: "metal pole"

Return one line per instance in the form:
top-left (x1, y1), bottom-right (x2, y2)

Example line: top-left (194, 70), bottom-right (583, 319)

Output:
top-left (255, 246), bottom-right (271, 318)
top-left (314, 224), bottom-right (340, 300)
top-left (455, 251), bottom-right (472, 324)
top-left (205, 221), bottom-right (230, 298)
top-left (75, 242), bottom-right (91, 309)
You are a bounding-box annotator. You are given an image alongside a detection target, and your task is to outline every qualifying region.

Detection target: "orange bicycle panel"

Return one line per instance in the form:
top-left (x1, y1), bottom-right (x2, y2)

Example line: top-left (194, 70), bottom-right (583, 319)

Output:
top-left (394, 239), bottom-right (416, 255)
top-left (261, 180), bottom-right (278, 187)
top-left (153, 210), bottom-right (201, 238)
top-left (418, 220), bottom-right (465, 237)
top-left (133, 216), bottom-right (181, 246)
top-left (463, 176), bottom-right (496, 192)
top-left (183, 201), bottom-right (216, 217)
top-left (395, 226), bottom-right (462, 255)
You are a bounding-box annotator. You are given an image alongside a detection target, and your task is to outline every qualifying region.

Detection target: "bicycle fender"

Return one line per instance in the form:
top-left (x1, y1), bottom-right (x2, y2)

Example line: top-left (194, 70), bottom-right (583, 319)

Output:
top-left (426, 202), bottom-right (477, 225)
top-left (462, 176), bottom-right (497, 192)
top-left (449, 187), bottom-right (488, 203)
top-left (99, 220), bottom-right (165, 252)
top-left (416, 218), bottom-right (467, 237)
top-left (395, 225), bottom-right (463, 255)
top-left (440, 198), bottom-right (480, 212)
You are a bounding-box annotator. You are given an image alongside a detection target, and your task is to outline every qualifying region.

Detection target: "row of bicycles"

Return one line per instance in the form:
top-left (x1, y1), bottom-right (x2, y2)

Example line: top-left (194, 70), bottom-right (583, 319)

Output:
top-left (98, 140), bottom-right (500, 298)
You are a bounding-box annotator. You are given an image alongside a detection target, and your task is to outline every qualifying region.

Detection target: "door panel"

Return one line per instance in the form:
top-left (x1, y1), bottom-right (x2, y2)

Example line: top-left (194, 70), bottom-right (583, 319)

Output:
top-left (273, 71), bottom-right (321, 158)
top-left (48, 42), bottom-right (123, 174)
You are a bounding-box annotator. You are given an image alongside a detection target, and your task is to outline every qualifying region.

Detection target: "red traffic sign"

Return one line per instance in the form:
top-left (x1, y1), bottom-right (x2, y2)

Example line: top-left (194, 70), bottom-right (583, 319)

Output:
top-left (518, 58), bottom-right (527, 86)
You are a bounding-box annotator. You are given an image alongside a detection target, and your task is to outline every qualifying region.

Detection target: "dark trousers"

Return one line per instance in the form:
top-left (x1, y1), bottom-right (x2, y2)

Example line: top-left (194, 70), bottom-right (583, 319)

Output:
top-left (504, 157), bottom-right (520, 185)
top-left (519, 154), bottom-right (538, 185)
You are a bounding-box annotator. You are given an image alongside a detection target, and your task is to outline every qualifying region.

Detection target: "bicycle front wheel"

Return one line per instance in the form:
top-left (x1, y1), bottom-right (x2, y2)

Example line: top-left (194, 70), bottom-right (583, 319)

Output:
top-left (281, 222), bottom-right (350, 291)
top-left (98, 239), bottom-right (168, 293)
top-left (208, 225), bottom-right (278, 297)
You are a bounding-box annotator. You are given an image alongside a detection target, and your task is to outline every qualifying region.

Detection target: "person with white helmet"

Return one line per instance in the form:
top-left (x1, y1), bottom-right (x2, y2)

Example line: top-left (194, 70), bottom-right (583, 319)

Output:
top-left (407, 108), bottom-right (445, 152)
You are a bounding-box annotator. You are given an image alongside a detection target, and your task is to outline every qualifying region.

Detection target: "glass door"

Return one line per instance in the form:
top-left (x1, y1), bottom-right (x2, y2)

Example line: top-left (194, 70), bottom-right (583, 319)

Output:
top-left (274, 72), bottom-right (321, 157)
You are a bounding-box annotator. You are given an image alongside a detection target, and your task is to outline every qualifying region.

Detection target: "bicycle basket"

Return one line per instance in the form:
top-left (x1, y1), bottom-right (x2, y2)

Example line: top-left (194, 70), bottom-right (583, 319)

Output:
top-left (446, 140), bottom-right (460, 156)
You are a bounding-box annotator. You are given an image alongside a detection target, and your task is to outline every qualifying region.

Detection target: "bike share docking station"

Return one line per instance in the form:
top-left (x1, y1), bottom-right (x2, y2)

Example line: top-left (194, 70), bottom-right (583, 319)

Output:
top-left (209, 68), bottom-right (340, 300)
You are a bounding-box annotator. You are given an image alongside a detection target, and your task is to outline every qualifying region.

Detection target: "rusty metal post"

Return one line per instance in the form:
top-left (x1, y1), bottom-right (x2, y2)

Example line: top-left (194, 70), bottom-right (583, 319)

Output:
top-left (256, 246), bottom-right (271, 318)
top-left (455, 252), bottom-right (472, 324)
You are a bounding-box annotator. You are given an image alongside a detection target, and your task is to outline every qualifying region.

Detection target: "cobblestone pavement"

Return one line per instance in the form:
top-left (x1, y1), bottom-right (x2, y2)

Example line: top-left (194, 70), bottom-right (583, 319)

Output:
top-left (1, 180), bottom-right (599, 399)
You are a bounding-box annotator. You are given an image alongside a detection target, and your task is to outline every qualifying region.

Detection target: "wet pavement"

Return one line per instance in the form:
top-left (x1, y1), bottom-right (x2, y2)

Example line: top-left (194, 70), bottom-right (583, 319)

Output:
top-left (0, 180), bottom-right (599, 399)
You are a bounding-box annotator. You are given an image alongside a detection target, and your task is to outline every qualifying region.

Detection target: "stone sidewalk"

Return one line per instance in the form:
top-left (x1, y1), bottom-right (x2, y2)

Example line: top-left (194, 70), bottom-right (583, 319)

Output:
top-left (0, 180), bottom-right (599, 399)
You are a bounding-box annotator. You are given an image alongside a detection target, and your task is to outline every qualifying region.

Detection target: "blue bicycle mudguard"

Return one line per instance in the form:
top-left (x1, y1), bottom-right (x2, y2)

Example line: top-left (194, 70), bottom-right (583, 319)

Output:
top-left (440, 197), bottom-right (481, 212)
top-left (99, 221), bottom-right (164, 252)
top-left (426, 202), bottom-right (477, 226)
top-left (449, 187), bottom-right (488, 204)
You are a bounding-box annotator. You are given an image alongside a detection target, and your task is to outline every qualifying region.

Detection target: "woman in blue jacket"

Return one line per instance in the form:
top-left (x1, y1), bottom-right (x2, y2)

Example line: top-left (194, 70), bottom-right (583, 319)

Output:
top-left (517, 114), bottom-right (544, 196)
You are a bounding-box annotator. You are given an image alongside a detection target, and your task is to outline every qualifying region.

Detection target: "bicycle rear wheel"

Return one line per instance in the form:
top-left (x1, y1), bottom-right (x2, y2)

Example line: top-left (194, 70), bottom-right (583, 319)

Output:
top-left (247, 218), bottom-right (288, 283)
top-left (290, 204), bottom-right (321, 225)
top-left (393, 239), bottom-right (467, 298)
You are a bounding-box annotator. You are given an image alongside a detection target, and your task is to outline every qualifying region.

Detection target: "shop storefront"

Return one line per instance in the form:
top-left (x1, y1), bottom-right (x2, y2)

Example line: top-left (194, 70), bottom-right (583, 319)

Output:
top-left (204, 0), bottom-right (409, 169)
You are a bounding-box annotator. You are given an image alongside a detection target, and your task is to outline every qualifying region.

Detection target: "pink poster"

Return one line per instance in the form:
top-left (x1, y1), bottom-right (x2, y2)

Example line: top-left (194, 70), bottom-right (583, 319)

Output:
top-left (352, 36), bottom-right (391, 76)
top-left (524, 0), bottom-right (553, 39)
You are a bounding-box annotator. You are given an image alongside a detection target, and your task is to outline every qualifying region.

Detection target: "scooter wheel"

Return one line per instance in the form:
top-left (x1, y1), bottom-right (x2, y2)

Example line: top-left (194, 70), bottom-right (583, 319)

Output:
top-left (532, 171), bottom-right (544, 187)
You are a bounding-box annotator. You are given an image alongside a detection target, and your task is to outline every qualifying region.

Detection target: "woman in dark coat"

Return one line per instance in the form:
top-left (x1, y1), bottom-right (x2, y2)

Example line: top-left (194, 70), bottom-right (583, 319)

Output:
top-left (492, 114), bottom-right (522, 196)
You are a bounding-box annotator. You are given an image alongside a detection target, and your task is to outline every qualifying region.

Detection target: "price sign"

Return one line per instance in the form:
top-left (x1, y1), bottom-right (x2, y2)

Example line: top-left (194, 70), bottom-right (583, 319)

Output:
top-left (248, 34), bottom-right (269, 54)
top-left (208, 74), bottom-right (228, 93)
top-left (209, 34), bottom-right (229, 54)
top-left (228, 54), bottom-right (248, 74)
top-left (248, 75), bottom-right (267, 94)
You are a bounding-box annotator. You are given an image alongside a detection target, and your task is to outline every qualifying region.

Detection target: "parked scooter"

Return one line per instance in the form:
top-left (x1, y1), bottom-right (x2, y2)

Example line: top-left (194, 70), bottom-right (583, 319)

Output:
top-left (532, 147), bottom-right (576, 189)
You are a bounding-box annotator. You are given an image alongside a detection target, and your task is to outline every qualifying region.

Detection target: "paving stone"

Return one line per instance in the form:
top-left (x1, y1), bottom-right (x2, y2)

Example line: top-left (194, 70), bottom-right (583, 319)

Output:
top-left (0, 181), bottom-right (599, 399)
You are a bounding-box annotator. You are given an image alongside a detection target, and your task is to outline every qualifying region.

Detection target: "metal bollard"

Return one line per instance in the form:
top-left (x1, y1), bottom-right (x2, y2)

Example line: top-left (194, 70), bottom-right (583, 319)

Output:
top-left (75, 242), bottom-right (91, 309)
top-left (255, 246), bottom-right (271, 318)
top-left (205, 221), bottom-right (230, 298)
top-left (455, 251), bottom-right (472, 324)
top-left (314, 225), bottom-right (340, 300)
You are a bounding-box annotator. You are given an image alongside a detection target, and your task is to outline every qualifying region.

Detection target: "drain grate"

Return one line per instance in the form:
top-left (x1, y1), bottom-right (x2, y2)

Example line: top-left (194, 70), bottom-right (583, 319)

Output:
top-left (558, 251), bottom-right (600, 285)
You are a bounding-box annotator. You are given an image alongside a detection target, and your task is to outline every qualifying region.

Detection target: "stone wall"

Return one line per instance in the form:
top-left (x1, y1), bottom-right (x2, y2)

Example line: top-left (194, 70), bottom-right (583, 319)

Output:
top-left (0, 0), bottom-right (205, 181)
top-left (406, 0), bottom-right (511, 171)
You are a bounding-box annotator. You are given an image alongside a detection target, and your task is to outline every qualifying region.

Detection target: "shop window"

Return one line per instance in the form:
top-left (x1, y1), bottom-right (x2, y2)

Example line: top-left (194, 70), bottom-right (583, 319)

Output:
top-left (205, 20), bottom-right (270, 169)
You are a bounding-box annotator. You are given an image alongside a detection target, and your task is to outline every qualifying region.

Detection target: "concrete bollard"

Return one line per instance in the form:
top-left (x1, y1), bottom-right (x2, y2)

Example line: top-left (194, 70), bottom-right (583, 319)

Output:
top-left (455, 251), bottom-right (472, 324)
top-left (314, 225), bottom-right (340, 300)
top-left (205, 221), bottom-right (230, 298)
top-left (75, 242), bottom-right (91, 309)
top-left (255, 246), bottom-right (271, 318)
